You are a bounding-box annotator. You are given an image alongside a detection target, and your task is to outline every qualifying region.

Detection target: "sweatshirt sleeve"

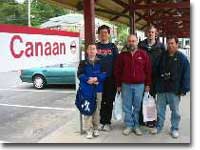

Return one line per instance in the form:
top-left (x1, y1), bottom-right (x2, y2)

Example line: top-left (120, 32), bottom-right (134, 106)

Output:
top-left (77, 61), bottom-right (89, 82)
top-left (144, 52), bottom-right (152, 86)
top-left (97, 72), bottom-right (107, 82)
top-left (180, 56), bottom-right (190, 94)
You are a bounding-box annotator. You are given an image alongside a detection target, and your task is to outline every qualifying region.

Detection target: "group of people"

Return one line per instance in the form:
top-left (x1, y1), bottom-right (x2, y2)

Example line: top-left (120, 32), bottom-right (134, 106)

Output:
top-left (77, 25), bottom-right (190, 139)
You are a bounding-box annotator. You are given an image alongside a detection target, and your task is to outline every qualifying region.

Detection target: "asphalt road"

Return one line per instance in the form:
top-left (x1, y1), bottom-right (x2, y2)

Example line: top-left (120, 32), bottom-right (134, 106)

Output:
top-left (0, 71), bottom-right (76, 143)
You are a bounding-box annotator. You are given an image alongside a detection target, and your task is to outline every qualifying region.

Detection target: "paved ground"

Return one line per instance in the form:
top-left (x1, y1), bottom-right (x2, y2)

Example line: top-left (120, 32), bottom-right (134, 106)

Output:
top-left (0, 71), bottom-right (76, 143)
top-left (0, 71), bottom-right (190, 143)
top-left (39, 93), bottom-right (190, 144)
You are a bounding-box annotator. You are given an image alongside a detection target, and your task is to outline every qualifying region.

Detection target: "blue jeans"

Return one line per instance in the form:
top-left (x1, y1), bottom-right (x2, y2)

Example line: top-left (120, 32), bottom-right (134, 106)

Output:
top-left (156, 93), bottom-right (181, 132)
top-left (122, 83), bottom-right (144, 128)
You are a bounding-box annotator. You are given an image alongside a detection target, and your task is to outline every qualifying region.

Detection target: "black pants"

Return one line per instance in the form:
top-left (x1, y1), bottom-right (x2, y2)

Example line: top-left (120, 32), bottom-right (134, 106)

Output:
top-left (100, 77), bottom-right (116, 125)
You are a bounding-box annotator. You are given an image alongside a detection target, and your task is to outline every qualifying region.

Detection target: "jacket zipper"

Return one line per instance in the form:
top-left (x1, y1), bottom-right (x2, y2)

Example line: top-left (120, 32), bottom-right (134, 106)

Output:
top-left (130, 52), bottom-right (135, 80)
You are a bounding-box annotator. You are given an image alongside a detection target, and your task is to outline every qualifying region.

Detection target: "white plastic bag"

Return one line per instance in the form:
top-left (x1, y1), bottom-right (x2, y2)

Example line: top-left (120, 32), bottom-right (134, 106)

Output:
top-left (113, 92), bottom-right (123, 121)
top-left (142, 92), bottom-right (157, 122)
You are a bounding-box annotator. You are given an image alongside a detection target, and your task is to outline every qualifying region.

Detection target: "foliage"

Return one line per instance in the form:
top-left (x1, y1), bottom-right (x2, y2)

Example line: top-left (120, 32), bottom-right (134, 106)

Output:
top-left (0, 0), bottom-right (69, 26)
top-left (116, 23), bottom-right (129, 45)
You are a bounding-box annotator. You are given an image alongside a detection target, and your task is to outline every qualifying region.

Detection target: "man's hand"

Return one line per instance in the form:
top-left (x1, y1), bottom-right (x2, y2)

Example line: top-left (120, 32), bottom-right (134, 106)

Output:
top-left (117, 87), bottom-right (121, 92)
top-left (145, 86), bottom-right (150, 92)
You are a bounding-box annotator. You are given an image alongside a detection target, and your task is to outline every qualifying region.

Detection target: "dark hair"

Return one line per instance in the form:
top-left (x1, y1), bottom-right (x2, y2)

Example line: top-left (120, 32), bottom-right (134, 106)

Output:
top-left (97, 25), bottom-right (110, 34)
top-left (167, 35), bottom-right (179, 44)
top-left (145, 25), bottom-right (158, 37)
top-left (87, 43), bottom-right (96, 47)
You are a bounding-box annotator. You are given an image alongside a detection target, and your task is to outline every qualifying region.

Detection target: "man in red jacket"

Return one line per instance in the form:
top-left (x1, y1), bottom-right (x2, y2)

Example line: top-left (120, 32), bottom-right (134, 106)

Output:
top-left (114, 34), bottom-right (152, 136)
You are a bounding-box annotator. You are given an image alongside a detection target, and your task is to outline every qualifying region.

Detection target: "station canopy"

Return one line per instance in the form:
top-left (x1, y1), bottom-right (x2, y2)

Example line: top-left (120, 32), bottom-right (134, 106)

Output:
top-left (44, 0), bottom-right (190, 38)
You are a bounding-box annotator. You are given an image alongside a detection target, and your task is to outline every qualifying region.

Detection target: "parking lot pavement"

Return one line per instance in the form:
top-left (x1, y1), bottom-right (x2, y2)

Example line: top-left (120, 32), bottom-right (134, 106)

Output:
top-left (39, 93), bottom-right (190, 143)
top-left (0, 71), bottom-right (190, 143)
top-left (0, 71), bottom-right (76, 143)
top-left (0, 89), bottom-right (76, 143)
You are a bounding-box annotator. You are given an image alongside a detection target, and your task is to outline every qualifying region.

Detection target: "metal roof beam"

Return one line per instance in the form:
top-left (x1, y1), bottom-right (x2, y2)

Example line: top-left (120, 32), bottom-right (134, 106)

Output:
top-left (131, 1), bottom-right (190, 10)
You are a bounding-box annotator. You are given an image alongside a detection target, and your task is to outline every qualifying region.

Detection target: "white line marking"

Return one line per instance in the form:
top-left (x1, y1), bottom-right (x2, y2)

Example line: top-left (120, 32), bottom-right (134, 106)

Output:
top-left (0, 140), bottom-right (10, 143)
top-left (0, 103), bottom-right (76, 111)
top-left (0, 88), bottom-right (76, 94)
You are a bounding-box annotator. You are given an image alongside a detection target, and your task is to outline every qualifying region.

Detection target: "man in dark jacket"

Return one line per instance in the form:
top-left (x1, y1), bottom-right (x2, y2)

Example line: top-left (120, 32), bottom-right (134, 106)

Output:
top-left (151, 35), bottom-right (190, 138)
top-left (138, 26), bottom-right (166, 127)
top-left (114, 34), bottom-right (152, 136)
top-left (96, 25), bottom-right (119, 131)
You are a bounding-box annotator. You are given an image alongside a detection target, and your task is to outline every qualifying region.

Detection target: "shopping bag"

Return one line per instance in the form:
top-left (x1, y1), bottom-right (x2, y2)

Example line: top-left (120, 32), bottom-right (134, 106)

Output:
top-left (142, 92), bottom-right (157, 122)
top-left (113, 92), bottom-right (123, 121)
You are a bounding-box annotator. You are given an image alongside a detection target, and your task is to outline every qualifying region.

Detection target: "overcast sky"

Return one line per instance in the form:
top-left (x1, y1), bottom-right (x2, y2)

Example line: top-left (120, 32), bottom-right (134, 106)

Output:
top-left (15, 0), bottom-right (25, 3)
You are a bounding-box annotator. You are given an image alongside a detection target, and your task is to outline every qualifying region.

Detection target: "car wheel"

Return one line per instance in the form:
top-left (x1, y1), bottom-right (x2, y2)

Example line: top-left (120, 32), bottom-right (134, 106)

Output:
top-left (33, 75), bottom-right (46, 89)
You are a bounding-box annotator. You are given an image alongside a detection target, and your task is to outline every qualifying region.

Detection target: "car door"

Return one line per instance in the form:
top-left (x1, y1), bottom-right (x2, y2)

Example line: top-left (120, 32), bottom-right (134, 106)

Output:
top-left (44, 64), bottom-right (65, 84)
top-left (44, 64), bottom-right (75, 84)
top-left (61, 64), bottom-right (75, 84)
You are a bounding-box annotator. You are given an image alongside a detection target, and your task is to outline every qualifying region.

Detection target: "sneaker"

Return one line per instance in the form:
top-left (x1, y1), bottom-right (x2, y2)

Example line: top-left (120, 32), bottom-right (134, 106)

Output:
top-left (171, 130), bottom-right (179, 138)
top-left (134, 128), bottom-right (143, 136)
top-left (150, 128), bottom-right (158, 134)
top-left (123, 127), bottom-right (132, 136)
top-left (93, 130), bottom-right (100, 137)
top-left (98, 124), bottom-right (104, 131)
top-left (86, 130), bottom-right (93, 139)
top-left (103, 124), bottom-right (111, 132)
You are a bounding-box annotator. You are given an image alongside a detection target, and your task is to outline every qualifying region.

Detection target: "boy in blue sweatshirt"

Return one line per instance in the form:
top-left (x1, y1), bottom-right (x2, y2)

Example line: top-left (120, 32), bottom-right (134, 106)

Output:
top-left (77, 44), bottom-right (107, 139)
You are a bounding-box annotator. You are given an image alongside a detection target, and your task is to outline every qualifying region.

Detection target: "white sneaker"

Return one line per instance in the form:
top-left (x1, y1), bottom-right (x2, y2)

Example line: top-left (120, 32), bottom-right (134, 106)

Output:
top-left (86, 130), bottom-right (93, 139)
top-left (171, 130), bottom-right (179, 138)
top-left (103, 124), bottom-right (111, 132)
top-left (98, 124), bottom-right (104, 131)
top-left (150, 128), bottom-right (158, 134)
top-left (93, 130), bottom-right (100, 137)
top-left (134, 128), bottom-right (143, 136)
top-left (123, 127), bottom-right (132, 136)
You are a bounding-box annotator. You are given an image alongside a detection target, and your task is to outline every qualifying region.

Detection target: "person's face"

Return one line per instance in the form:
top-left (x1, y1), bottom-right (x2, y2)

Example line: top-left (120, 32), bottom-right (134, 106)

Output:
top-left (87, 45), bottom-right (97, 58)
top-left (167, 38), bottom-right (178, 53)
top-left (127, 35), bottom-right (138, 49)
top-left (147, 28), bottom-right (156, 40)
top-left (99, 29), bottom-right (110, 42)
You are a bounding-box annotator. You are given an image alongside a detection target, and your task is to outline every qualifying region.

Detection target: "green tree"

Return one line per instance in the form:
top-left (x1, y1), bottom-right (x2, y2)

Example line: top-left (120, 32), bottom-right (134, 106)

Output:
top-left (0, 0), bottom-right (28, 25)
top-left (116, 23), bottom-right (129, 45)
top-left (31, 0), bottom-right (69, 27)
top-left (0, 0), bottom-right (69, 26)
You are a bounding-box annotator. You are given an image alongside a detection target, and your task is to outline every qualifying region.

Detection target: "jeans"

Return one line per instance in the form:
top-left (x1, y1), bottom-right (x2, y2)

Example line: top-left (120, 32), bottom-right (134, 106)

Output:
top-left (156, 93), bottom-right (181, 132)
top-left (122, 83), bottom-right (144, 128)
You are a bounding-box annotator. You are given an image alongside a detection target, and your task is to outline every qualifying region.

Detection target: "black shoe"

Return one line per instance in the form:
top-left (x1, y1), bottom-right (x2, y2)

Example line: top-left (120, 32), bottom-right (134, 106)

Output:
top-left (146, 121), bottom-right (156, 128)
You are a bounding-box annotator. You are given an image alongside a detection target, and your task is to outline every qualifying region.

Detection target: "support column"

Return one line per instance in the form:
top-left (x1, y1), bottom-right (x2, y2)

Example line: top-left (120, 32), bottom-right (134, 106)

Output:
top-left (147, 0), bottom-right (152, 27)
top-left (80, 0), bottom-right (96, 134)
top-left (129, 0), bottom-right (135, 34)
top-left (83, 0), bottom-right (95, 47)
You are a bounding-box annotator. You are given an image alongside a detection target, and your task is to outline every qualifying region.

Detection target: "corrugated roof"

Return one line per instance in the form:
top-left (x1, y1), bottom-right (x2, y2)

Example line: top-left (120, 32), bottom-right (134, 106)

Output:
top-left (43, 0), bottom-right (190, 37)
top-left (40, 13), bottom-right (114, 28)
